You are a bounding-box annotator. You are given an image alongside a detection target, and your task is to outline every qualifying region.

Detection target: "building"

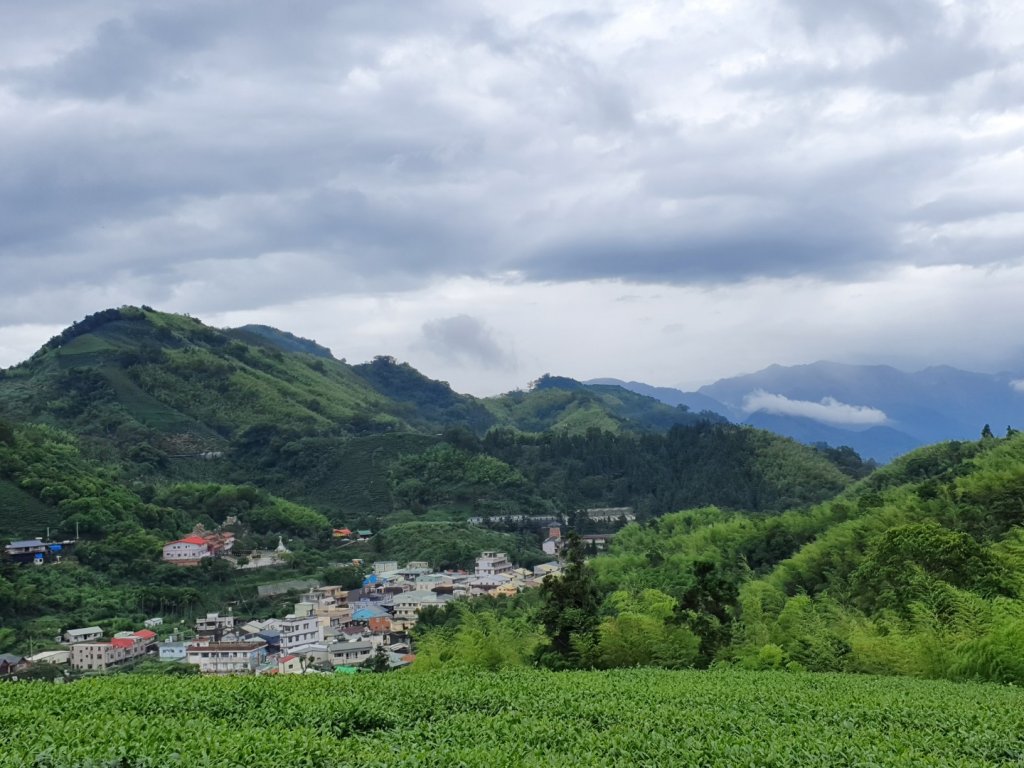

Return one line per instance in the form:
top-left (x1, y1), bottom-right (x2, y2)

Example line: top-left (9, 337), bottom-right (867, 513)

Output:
top-left (163, 529), bottom-right (235, 565)
top-left (0, 654), bottom-right (28, 678)
top-left (71, 642), bottom-right (132, 672)
top-left (65, 626), bottom-right (103, 644)
top-left (373, 560), bottom-right (399, 576)
top-left (186, 641), bottom-right (267, 675)
top-left (542, 525), bottom-right (563, 556)
top-left (143, 617), bottom-right (164, 629)
top-left (5, 539), bottom-right (47, 564)
top-left (195, 612), bottom-right (235, 637)
top-left (582, 507), bottom-right (636, 523)
top-left (26, 650), bottom-right (70, 666)
top-left (279, 614), bottom-right (323, 653)
top-left (392, 590), bottom-right (449, 624)
top-left (329, 640), bottom-right (374, 667)
top-left (162, 536), bottom-right (211, 563)
top-left (475, 551), bottom-right (514, 578)
top-left (581, 534), bottom-right (613, 551)
top-left (158, 642), bottom-right (189, 661)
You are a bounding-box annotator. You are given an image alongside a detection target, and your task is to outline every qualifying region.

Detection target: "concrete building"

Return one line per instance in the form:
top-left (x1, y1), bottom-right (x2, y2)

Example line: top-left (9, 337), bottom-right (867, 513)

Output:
top-left (195, 612), bottom-right (235, 637)
top-left (279, 614), bottom-right (323, 653)
top-left (64, 626), bottom-right (103, 644)
top-left (186, 642), bottom-right (267, 675)
top-left (158, 642), bottom-right (189, 661)
top-left (71, 642), bottom-right (132, 672)
top-left (475, 551), bottom-right (514, 578)
top-left (162, 536), bottom-right (210, 563)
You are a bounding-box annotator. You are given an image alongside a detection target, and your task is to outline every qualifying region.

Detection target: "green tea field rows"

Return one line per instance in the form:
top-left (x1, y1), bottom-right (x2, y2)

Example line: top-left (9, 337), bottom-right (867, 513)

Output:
top-left (2, 669), bottom-right (1023, 767)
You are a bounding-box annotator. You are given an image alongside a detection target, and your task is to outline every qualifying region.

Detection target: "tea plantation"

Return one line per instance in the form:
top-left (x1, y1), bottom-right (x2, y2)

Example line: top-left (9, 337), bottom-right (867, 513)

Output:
top-left (2, 669), bottom-right (1022, 767)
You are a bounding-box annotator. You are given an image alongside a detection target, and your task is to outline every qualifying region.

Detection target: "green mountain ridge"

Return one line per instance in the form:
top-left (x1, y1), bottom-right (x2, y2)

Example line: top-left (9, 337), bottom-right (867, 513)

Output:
top-left (0, 306), bottom-right (873, 656)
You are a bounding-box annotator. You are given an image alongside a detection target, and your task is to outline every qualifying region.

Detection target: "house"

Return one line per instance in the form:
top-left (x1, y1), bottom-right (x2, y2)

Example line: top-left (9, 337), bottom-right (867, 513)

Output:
top-left (71, 642), bottom-right (132, 671)
top-left (64, 626), bottom-right (103, 644)
top-left (356, 529), bottom-right (373, 540)
top-left (533, 562), bottom-right (562, 578)
top-left (5, 539), bottom-right (54, 565)
top-left (392, 590), bottom-right (449, 624)
top-left (163, 529), bottom-right (235, 565)
top-left (278, 654), bottom-right (305, 675)
top-left (162, 536), bottom-right (211, 564)
top-left (186, 641), bottom-right (267, 675)
top-left (351, 605), bottom-right (390, 625)
top-left (126, 628), bottom-right (157, 652)
top-left (542, 525), bottom-right (563, 556)
top-left (143, 617), bottom-right (163, 629)
top-left (26, 650), bottom-right (70, 666)
top-left (279, 613), bottom-right (323, 653)
top-left (158, 642), bottom-right (189, 661)
top-left (0, 654), bottom-right (28, 677)
top-left (195, 612), bottom-right (235, 637)
top-left (332, 528), bottom-right (352, 539)
top-left (581, 534), bottom-right (613, 551)
top-left (582, 507), bottom-right (635, 523)
top-left (373, 560), bottom-right (399, 576)
top-left (329, 640), bottom-right (374, 667)
top-left (475, 551), bottom-right (513, 578)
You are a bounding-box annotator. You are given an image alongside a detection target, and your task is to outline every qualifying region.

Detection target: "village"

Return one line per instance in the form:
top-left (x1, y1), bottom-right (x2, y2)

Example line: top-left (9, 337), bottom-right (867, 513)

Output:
top-left (1, 540), bottom-right (570, 679)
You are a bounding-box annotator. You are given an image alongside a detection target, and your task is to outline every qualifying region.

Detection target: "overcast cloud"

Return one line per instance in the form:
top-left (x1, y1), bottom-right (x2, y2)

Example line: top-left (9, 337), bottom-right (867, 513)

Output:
top-left (2, 0), bottom-right (1023, 393)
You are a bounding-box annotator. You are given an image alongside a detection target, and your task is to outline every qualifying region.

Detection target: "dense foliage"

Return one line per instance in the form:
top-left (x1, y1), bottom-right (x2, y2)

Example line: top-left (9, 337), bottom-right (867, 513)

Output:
top-left (2, 670), bottom-right (1022, 766)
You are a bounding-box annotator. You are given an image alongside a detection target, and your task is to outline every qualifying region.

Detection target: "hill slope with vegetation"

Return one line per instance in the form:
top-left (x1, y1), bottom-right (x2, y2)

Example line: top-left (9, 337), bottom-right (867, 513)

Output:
top-left (0, 306), bottom-right (873, 655)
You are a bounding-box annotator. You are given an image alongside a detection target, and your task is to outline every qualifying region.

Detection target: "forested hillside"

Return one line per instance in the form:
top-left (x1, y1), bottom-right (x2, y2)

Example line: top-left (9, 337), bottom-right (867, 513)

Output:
top-left (410, 431), bottom-right (1024, 684)
top-left (0, 307), bottom-right (867, 655)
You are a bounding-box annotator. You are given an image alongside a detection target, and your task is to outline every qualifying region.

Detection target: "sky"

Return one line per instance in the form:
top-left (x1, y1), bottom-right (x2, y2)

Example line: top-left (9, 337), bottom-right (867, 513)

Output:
top-left (2, 0), bottom-right (1023, 395)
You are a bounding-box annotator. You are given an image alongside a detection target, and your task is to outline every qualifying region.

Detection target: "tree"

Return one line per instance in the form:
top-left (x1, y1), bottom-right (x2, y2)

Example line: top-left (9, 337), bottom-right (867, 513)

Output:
top-left (363, 646), bottom-right (390, 673)
top-left (536, 533), bottom-right (602, 669)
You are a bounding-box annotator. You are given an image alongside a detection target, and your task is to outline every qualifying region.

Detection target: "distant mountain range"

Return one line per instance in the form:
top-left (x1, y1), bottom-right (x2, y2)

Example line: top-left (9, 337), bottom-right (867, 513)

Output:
top-left (591, 361), bottom-right (1024, 462)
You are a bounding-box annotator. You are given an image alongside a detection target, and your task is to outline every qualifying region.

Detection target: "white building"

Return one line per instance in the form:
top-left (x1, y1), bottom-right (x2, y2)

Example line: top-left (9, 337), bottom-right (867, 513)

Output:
top-left (64, 626), bottom-right (103, 644)
top-left (392, 590), bottom-right (449, 623)
top-left (373, 560), bottom-right (399, 576)
top-left (279, 614), bottom-right (323, 653)
top-left (162, 536), bottom-right (210, 563)
top-left (475, 551), bottom-right (513, 578)
top-left (186, 642), bottom-right (267, 675)
top-left (158, 642), bottom-right (189, 661)
top-left (329, 641), bottom-right (374, 666)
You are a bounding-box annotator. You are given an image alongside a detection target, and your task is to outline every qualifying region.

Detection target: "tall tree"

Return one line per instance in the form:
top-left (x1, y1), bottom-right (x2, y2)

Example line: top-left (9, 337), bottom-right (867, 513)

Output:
top-left (536, 533), bottom-right (602, 669)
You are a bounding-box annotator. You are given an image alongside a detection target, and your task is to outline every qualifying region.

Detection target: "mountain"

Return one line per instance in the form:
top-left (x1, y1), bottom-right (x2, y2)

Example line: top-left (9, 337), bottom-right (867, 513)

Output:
top-left (592, 362), bottom-right (1024, 462)
top-left (486, 374), bottom-right (727, 435)
top-left (0, 308), bottom-right (857, 528)
top-left (586, 378), bottom-right (730, 416)
top-left (742, 412), bottom-right (920, 464)
top-left (0, 307), bottom-right (881, 657)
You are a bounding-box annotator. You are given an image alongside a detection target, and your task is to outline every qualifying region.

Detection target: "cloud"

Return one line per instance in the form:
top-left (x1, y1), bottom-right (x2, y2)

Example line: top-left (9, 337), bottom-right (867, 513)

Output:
top-left (420, 314), bottom-right (515, 371)
top-left (0, 0), bottom-right (1022, 393)
top-left (742, 390), bottom-right (888, 426)
top-left (1011, 380), bottom-right (1024, 394)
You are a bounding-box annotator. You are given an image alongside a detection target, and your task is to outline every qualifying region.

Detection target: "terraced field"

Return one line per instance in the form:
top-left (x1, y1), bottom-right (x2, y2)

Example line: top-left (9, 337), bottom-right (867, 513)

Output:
top-left (2, 669), bottom-right (1022, 767)
top-left (0, 478), bottom-right (59, 537)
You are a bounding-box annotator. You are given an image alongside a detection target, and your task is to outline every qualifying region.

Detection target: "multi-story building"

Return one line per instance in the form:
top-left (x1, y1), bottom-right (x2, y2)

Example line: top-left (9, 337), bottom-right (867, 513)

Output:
top-left (186, 642), bottom-right (267, 674)
top-left (475, 551), bottom-right (513, 578)
top-left (279, 614), bottom-right (323, 653)
top-left (195, 612), bottom-right (235, 637)
top-left (162, 536), bottom-right (211, 563)
top-left (71, 641), bottom-right (131, 671)
top-left (70, 629), bottom-right (154, 671)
